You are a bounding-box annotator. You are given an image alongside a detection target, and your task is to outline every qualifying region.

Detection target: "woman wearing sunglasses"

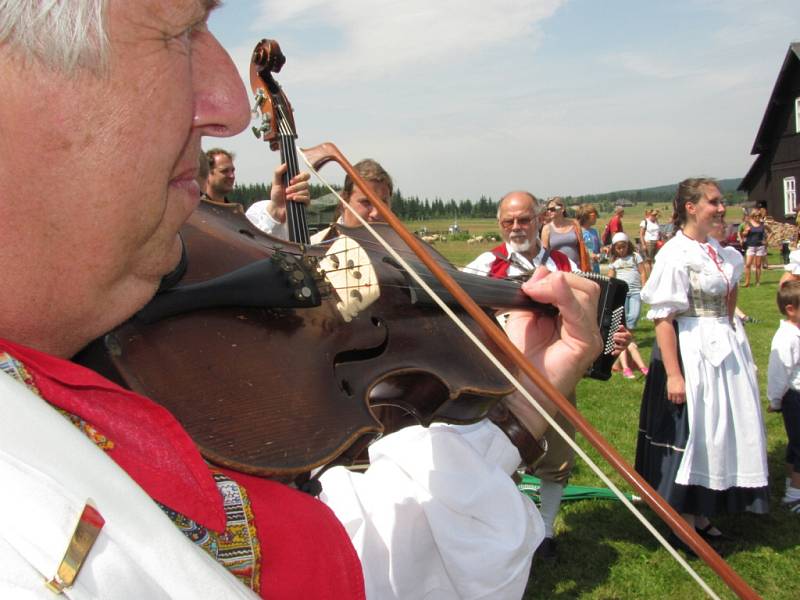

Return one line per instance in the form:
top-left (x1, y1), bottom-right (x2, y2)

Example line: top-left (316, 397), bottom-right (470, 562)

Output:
top-left (541, 197), bottom-right (591, 271)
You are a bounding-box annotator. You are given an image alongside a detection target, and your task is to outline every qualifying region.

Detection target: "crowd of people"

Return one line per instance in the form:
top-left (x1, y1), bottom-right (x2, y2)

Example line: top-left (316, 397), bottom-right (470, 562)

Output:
top-left (1, 2), bottom-right (798, 599)
top-left (241, 153), bottom-right (800, 567)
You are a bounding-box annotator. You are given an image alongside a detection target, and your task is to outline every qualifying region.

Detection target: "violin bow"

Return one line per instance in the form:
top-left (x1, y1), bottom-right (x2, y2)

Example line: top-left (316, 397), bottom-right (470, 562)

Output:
top-left (298, 142), bottom-right (759, 600)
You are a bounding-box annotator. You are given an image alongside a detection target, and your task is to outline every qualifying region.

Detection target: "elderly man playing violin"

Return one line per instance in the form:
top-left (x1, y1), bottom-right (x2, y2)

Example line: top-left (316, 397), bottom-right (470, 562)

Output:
top-left (0, 3), bottom-right (602, 599)
top-left (465, 191), bottom-right (631, 561)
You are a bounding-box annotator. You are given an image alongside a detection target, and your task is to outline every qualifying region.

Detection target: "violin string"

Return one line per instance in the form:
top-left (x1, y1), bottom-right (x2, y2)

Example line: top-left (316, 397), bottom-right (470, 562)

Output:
top-left (315, 243), bottom-right (548, 300)
top-left (300, 148), bottom-right (721, 599)
top-left (317, 232), bottom-right (478, 270)
top-left (313, 235), bottom-right (521, 285)
top-left (315, 233), bottom-right (529, 290)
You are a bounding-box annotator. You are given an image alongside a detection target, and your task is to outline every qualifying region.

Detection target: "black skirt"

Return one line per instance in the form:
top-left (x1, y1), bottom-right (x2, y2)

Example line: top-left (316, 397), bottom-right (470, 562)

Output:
top-left (634, 351), bottom-right (769, 516)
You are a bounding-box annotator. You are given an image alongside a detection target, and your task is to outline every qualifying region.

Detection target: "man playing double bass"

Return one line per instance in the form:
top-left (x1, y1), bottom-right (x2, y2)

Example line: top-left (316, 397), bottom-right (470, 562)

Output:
top-left (0, 2), bottom-right (602, 599)
top-left (246, 157), bottom-right (392, 243)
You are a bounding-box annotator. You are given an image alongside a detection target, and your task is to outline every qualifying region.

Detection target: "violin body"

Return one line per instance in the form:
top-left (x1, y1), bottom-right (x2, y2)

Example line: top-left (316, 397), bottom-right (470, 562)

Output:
top-left (77, 202), bottom-right (521, 479)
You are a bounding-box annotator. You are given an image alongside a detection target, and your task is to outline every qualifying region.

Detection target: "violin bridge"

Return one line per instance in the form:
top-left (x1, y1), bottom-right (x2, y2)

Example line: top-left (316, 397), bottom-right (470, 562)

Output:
top-left (319, 237), bottom-right (379, 322)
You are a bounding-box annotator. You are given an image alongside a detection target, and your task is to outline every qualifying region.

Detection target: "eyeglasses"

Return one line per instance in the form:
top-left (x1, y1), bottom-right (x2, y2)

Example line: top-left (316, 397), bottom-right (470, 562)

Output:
top-left (500, 216), bottom-right (533, 228)
top-left (546, 205), bottom-right (563, 212)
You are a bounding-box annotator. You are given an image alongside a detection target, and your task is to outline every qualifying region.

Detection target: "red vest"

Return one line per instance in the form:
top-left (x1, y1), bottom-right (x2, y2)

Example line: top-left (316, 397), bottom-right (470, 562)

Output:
top-left (488, 244), bottom-right (571, 278)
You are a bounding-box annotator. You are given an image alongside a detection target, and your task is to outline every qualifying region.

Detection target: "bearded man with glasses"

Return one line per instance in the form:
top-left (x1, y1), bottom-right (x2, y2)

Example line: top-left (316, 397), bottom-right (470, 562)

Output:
top-left (463, 191), bottom-right (578, 561)
top-left (463, 191), bottom-right (573, 279)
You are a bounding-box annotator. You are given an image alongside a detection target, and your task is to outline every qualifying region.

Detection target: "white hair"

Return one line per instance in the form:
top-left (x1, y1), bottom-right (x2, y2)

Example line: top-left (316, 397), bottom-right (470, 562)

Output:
top-left (0, 0), bottom-right (107, 72)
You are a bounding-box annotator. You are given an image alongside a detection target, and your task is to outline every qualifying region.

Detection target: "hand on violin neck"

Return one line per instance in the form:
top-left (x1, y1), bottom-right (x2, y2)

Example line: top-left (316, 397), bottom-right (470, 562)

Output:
top-left (267, 163), bottom-right (311, 223)
top-left (501, 267), bottom-right (602, 433)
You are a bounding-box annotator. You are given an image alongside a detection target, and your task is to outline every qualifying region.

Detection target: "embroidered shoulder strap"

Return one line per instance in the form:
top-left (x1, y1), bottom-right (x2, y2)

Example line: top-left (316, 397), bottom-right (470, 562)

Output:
top-left (158, 471), bottom-right (262, 593)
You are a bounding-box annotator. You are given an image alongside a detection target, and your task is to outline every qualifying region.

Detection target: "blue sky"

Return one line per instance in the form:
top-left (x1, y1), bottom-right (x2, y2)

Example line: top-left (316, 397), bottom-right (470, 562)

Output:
top-left (208, 0), bottom-right (799, 201)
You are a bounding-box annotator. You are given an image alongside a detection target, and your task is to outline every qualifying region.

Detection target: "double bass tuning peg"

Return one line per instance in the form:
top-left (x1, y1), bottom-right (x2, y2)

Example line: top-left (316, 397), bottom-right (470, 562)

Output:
top-left (251, 90), bottom-right (272, 139)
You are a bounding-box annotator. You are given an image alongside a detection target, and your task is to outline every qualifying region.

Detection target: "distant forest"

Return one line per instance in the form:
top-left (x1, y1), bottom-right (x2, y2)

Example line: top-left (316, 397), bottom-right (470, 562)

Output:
top-left (227, 177), bottom-right (745, 221)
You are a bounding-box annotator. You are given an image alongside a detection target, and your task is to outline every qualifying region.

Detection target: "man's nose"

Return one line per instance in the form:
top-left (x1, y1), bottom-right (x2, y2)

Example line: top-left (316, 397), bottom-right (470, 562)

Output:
top-left (192, 31), bottom-right (250, 139)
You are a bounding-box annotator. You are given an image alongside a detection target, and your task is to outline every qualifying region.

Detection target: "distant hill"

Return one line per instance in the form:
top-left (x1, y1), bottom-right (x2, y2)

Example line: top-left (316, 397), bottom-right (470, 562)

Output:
top-left (564, 178), bottom-right (744, 209)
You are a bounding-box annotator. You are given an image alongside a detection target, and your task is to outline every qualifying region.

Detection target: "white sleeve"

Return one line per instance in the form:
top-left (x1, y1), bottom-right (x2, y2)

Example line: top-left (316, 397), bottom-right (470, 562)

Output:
top-left (640, 245), bottom-right (690, 320)
top-left (244, 200), bottom-right (289, 239)
top-left (319, 421), bottom-right (542, 600)
top-left (720, 246), bottom-right (745, 283)
top-left (461, 252), bottom-right (496, 276)
top-left (767, 331), bottom-right (795, 408)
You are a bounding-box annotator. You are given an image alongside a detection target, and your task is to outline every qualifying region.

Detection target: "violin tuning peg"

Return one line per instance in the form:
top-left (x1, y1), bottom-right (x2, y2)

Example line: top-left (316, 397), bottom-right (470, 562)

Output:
top-left (294, 287), bottom-right (313, 301)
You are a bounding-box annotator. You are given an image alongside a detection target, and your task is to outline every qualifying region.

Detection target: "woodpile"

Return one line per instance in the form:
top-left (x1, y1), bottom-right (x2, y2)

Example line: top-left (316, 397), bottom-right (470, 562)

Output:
top-left (766, 217), bottom-right (799, 247)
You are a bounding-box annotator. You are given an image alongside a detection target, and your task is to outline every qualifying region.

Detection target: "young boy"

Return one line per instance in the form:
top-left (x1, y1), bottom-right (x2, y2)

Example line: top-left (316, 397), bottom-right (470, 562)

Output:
top-left (768, 280), bottom-right (800, 511)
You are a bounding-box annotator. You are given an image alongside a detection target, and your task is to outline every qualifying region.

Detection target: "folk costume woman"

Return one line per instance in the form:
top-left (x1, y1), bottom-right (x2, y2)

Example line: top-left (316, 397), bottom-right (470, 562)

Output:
top-left (635, 179), bottom-right (769, 550)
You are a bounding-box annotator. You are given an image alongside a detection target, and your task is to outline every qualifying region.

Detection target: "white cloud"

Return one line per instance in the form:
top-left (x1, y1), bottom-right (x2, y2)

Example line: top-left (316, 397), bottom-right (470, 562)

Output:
top-left (601, 52), bottom-right (699, 81)
top-left (246, 0), bottom-right (565, 83)
top-left (211, 0), bottom-right (798, 202)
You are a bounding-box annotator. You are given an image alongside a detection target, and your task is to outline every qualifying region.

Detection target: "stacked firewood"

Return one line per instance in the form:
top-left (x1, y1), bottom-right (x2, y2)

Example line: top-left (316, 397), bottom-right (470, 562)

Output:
top-left (766, 217), bottom-right (799, 247)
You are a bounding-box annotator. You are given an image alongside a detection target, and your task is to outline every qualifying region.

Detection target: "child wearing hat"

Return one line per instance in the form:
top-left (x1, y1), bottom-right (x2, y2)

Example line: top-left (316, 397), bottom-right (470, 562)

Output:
top-left (607, 232), bottom-right (649, 378)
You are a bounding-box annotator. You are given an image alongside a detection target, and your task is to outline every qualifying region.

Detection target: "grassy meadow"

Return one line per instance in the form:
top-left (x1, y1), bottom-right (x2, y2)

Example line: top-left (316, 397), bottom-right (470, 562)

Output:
top-left (413, 211), bottom-right (799, 599)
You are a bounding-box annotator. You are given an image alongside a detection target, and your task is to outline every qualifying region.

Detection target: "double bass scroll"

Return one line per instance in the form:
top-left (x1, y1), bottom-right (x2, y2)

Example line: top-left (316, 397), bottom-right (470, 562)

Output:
top-left (250, 39), bottom-right (309, 244)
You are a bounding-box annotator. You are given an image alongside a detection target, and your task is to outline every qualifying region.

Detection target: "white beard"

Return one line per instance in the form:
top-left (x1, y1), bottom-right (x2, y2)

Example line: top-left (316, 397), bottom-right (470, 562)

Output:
top-left (508, 239), bottom-right (531, 254)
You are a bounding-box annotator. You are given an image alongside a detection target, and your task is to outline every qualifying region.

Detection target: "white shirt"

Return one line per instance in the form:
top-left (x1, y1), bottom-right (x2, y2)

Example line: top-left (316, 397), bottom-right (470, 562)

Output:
top-left (639, 219), bottom-right (660, 242)
top-left (245, 200), bottom-right (289, 240)
top-left (320, 422), bottom-right (542, 599)
top-left (462, 243), bottom-right (576, 278)
top-left (0, 373), bottom-right (260, 600)
top-left (609, 253), bottom-right (644, 293)
top-left (786, 249), bottom-right (800, 275)
top-left (246, 203), bottom-right (335, 246)
top-left (768, 319), bottom-right (800, 409)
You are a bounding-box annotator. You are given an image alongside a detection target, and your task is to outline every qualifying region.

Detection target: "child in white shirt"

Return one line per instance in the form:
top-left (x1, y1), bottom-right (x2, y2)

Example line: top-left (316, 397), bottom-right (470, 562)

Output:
top-left (607, 232), bottom-right (648, 379)
top-left (768, 280), bottom-right (800, 511)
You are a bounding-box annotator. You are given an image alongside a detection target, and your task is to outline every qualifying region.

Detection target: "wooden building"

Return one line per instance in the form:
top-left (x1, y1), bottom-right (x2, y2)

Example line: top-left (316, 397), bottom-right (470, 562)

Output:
top-left (739, 43), bottom-right (800, 223)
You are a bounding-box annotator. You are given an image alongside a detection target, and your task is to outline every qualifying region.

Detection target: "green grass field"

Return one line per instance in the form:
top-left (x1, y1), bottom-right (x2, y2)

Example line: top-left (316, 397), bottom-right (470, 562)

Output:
top-left (419, 223), bottom-right (798, 599)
